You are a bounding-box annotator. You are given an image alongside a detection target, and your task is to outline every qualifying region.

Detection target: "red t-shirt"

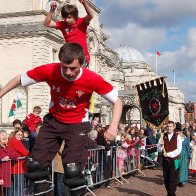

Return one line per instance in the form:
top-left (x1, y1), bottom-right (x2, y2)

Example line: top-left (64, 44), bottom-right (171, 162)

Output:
top-left (56, 17), bottom-right (90, 63)
top-left (23, 113), bottom-right (42, 132)
top-left (21, 63), bottom-right (117, 123)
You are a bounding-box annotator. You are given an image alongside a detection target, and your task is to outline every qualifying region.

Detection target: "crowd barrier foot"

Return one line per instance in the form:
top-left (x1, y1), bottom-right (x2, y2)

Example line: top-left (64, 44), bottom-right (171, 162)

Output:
top-left (86, 187), bottom-right (96, 196)
top-left (135, 169), bottom-right (145, 176)
top-left (119, 176), bottom-right (129, 184)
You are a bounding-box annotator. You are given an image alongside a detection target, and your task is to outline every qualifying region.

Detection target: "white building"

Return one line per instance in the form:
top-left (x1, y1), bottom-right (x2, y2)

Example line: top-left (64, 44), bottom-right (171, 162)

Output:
top-left (115, 45), bottom-right (185, 126)
top-left (0, 0), bottom-right (185, 131)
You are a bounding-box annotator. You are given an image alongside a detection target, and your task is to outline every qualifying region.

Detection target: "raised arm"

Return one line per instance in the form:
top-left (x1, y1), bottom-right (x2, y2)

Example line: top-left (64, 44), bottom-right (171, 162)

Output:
top-left (79, 0), bottom-right (94, 24)
top-left (104, 97), bottom-right (123, 141)
top-left (0, 75), bottom-right (21, 98)
top-left (44, 1), bottom-right (57, 28)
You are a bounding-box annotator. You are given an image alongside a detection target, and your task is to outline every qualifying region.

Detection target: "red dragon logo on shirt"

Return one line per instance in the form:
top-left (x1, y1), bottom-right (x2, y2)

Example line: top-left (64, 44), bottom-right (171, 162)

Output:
top-left (76, 90), bottom-right (85, 98)
top-left (59, 96), bottom-right (76, 109)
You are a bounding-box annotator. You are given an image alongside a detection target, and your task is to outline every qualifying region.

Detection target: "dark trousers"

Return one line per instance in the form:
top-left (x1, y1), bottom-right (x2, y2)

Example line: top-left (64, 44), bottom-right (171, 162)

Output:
top-left (163, 159), bottom-right (179, 196)
top-left (32, 113), bottom-right (91, 169)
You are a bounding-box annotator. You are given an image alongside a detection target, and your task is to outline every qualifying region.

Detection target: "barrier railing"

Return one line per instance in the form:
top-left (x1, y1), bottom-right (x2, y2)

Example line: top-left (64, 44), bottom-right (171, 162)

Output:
top-left (0, 146), bottom-right (143, 196)
top-left (77, 146), bottom-right (143, 195)
top-left (0, 157), bottom-right (33, 196)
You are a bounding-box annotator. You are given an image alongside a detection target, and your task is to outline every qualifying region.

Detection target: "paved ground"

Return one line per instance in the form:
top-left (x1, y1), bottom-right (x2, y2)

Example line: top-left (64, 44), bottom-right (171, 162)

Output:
top-left (90, 169), bottom-right (196, 196)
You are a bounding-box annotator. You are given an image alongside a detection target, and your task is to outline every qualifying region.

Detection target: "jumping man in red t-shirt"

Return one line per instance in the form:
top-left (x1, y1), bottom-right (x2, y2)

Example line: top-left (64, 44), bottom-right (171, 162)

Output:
top-left (44, 0), bottom-right (93, 67)
top-left (0, 43), bottom-right (122, 195)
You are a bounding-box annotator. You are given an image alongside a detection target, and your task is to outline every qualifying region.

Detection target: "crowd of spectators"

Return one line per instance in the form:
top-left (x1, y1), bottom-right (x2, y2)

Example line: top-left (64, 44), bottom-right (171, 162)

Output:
top-left (86, 119), bottom-right (196, 189)
top-left (0, 110), bottom-right (196, 195)
top-left (0, 106), bottom-right (41, 195)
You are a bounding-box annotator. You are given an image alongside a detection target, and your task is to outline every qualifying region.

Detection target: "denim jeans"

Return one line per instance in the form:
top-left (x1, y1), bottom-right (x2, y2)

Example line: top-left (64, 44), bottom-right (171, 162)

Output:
top-left (54, 172), bottom-right (65, 196)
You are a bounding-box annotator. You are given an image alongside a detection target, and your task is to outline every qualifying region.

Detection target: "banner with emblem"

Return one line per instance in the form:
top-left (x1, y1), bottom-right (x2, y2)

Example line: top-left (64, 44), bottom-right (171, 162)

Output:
top-left (136, 77), bottom-right (169, 128)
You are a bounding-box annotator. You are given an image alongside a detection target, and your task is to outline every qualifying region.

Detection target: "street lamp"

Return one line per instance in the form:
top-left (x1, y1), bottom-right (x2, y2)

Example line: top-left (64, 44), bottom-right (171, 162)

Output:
top-left (179, 107), bottom-right (182, 123)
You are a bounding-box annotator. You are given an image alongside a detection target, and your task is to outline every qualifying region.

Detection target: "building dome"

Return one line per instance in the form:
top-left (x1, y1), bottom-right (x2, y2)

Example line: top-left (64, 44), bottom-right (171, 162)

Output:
top-left (115, 45), bottom-right (146, 63)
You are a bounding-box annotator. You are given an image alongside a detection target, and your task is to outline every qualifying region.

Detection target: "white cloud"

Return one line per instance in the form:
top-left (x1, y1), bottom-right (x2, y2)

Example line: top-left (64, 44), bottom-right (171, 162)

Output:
top-left (178, 81), bottom-right (196, 102)
top-left (96, 0), bottom-right (196, 101)
top-left (99, 0), bottom-right (196, 28)
top-left (104, 23), bottom-right (166, 51)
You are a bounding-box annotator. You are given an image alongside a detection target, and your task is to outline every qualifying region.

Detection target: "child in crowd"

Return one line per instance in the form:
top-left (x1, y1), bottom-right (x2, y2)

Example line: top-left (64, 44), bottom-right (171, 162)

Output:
top-left (22, 130), bottom-right (30, 151)
top-left (13, 119), bottom-right (22, 130)
top-left (138, 128), bottom-right (147, 151)
top-left (23, 106), bottom-right (42, 133)
top-left (0, 130), bottom-right (19, 196)
top-left (44, 0), bottom-right (94, 67)
top-left (117, 132), bottom-right (129, 175)
top-left (92, 116), bottom-right (99, 130)
top-left (126, 127), bottom-right (141, 168)
top-left (23, 106), bottom-right (42, 149)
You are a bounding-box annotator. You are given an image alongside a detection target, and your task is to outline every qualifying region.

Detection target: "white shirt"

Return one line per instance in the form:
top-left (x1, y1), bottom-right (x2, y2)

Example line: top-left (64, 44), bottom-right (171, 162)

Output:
top-left (158, 132), bottom-right (182, 158)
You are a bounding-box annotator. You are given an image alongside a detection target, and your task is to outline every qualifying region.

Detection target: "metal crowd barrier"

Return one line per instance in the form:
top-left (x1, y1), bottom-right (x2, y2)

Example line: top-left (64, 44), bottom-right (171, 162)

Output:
top-left (76, 146), bottom-right (143, 195)
top-left (0, 157), bottom-right (54, 196)
top-left (0, 146), bottom-right (142, 196)
top-left (0, 157), bottom-right (33, 196)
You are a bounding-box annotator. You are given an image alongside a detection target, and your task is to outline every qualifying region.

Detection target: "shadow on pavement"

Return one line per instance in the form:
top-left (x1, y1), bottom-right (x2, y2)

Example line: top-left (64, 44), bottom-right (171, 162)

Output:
top-left (135, 175), bottom-right (164, 186)
top-left (115, 187), bottom-right (152, 196)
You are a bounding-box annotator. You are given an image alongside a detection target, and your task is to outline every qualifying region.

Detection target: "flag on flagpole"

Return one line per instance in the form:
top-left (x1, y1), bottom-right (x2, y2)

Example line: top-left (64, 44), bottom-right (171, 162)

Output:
top-left (8, 96), bottom-right (22, 117)
top-left (156, 51), bottom-right (161, 56)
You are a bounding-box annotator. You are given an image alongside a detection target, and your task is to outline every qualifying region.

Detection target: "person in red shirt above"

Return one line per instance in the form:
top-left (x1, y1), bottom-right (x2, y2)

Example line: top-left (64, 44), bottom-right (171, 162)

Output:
top-left (0, 43), bottom-right (123, 195)
top-left (23, 105), bottom-right (42, 149)
top-left (23, 106), bottom-right (42, 133)
top-left (44, 0), bottom-right (93, 67)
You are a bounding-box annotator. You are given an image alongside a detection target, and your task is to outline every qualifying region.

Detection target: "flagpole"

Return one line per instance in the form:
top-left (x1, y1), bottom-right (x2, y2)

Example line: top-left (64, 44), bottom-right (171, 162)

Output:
top-left (173, 67), bottom-right (175, 86)
top-left (155, 53), bottom-right (158, 77)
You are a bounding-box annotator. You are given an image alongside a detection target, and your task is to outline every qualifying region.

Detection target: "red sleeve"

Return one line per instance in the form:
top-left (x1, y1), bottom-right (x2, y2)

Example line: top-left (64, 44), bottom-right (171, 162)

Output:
top-left (29, 116), bottom-right (42, 131)
top-left (77, 17), bottom-right (88, 27)
top-left (26, 63), bottom-right (58, 82)
top-left (8, 138), bottom-right (30, 157)
top-left (55, 21), bottom-right (66, 31)
top-left (93, 73), bottom-right (113, 95)
top-left (6, 147), bottom-right (20, 159)
top-left (23, 113), bottom-right (33, 128)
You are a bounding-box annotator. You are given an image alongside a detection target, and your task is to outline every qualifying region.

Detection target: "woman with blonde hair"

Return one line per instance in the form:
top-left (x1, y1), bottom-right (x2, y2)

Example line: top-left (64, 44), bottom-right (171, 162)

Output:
top-left (7, 128), bottom-right (30, 195)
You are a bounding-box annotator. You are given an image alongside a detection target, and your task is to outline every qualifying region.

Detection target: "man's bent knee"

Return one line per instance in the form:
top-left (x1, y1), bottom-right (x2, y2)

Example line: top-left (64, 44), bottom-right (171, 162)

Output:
top-left (25, 157), bottom-right (50, 181)
top-left (64, 163), bottom-right (86, 188)
top-left (64, 163), bottom-right (87, 196)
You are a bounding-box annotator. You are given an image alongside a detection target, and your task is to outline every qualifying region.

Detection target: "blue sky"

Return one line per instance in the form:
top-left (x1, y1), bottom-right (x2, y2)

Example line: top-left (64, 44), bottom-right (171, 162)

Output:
top-left (94, 0), bottom-right (196, 102)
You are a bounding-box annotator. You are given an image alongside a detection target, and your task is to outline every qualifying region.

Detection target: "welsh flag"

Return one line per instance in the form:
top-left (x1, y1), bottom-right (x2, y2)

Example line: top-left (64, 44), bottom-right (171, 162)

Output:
top-left (156, 51), bottom-right (161, 56)
top-left (8, 96), bottom-right (22, 117)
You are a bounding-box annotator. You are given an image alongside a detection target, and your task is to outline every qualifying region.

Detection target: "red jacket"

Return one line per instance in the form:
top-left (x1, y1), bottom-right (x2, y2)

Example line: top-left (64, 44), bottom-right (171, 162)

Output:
top-left (0, 146), bottom-right (19, 187)
top-left (23, 113), bottom-right (42, 132)
top-left (7, 137), bottom-right (30, 174)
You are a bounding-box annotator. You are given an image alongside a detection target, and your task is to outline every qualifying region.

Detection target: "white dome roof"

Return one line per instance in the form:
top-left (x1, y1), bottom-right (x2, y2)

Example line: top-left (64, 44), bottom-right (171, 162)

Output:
top-left (115, 45), bottom-right (146, 63)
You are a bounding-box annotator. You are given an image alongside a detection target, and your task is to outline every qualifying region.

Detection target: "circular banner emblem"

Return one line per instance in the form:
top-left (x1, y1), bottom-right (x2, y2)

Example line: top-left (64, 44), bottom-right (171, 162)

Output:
top-left (149, 97), bottom-right (161, 115)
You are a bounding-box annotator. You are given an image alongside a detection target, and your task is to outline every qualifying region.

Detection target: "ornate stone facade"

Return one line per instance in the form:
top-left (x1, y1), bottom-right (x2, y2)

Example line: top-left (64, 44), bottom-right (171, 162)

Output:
top-left (0, 0), bottom-right (185, 129)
